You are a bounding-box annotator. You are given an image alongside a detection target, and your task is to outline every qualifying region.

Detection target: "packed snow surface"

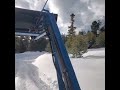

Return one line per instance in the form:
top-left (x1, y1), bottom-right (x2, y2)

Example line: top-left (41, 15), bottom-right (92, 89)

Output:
top-left (15, 48), bottom-right (105, 90)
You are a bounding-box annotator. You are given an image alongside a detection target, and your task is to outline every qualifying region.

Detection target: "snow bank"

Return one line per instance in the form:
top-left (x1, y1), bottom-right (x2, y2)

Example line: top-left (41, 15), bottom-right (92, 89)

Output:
top-left (82, 48), bottom-right (105, 57)
top-left (15, 51), bottom-right (46, 61)
top-left (32, 53), bottom-right (58, 90)
top-left (15, 48), bottom-right (105, 90)
top-left (15, 76), bottom-right (51, 90)
top-left (71, 57), bottom-right (105, 90)
top-left (15, 51), bottom-right (53, 90)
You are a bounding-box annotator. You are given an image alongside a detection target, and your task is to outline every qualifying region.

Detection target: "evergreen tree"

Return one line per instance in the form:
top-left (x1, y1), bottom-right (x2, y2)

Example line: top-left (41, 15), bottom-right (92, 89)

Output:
top-left (71, 35), bottom-right (87, 58)
top-left (66, 13), bottom-right (76, 52)
top-left (86, 31), bottom-right (96, 48)
top-left (61, 34), bottom-right (67, 44)
top-left (67, 13), bottom-right (76, 36)
top-left (45, 42), bottom-right (51, 52)
top-left (100, 25), bottom-right (105, 32)
top-left (66, 36), bottom-right (74, 54)
top-left (77, 35), bottom-right (88, 56)
top-left (19, 36), bottom-right (26, 53)
top-left (91, 21), bottom-right (100, 36)
top-left (78, 31), bottom-right (83, 35)
top-left (96, 31), bottom-right (105, 47)
top-left (15, 36), bottom-right (27, 53)
top-left (66, 13), bottom-right (88, 57)
top-left (36, 38), bottom-right (48, 51)
top-left (28, 38), bottom-right (47, 51)
top-left (15, 36), bottom-right (20, 53)
top-left (28, 40), bottom-right (36, 51)
top-left (22, 36), bottom-right (30, 51)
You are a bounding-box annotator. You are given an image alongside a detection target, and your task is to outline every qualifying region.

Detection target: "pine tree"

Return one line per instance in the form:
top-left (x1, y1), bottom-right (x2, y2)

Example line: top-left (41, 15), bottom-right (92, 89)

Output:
top-left (66, 13), bottom-right (88, 57)
top-left (71, 35), bottom-right (87, 58)
top-left (91, 21), bottom-right (100, 36)
top-left (28, 38), bottom-right (47, 51)
top-left (77, 35), bottom-right (88, 56)
top-left (78, 31), bottom-right (84, 35)
top-left (45, 42), bottom-right (51, 52)
top-left (15, 36), bottom-right (20, 53)
top-left (68, 13), bottom-right (76, 36)
top-left (96, 31), bottom-right (105, 47)
top-left (36, 38), bottom-right (48, 51)
top-left (100, 25), bottom-right (105, 32)
top-left (86, 31), bottom-right (96, 48)
top-left (19, 36), bottom-right (26, 53)
top-left (61, 34), bottom-right (67, 44)
top-left (15, 36), bottom-right (27, 53)
top-left (71, 36), bottom-right (78, 57)
top-left (66, 13), bottom-right (77, 53)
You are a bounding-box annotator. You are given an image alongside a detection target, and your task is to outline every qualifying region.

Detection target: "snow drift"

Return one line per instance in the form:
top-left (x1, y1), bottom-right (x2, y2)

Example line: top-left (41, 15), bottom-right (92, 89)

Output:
top-left (15, 48), bottom-right (105, 90)
top-left (82, 48), bottom-right (105, 57)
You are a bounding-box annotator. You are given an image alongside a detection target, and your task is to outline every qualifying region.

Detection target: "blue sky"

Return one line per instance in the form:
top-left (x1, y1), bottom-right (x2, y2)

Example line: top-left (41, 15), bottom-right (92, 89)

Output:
top-left (15, 0), bottom-right (105, 34)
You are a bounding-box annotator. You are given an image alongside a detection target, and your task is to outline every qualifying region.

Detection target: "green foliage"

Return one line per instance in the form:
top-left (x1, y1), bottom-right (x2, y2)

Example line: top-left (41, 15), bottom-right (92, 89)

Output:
top-left (15, 37), bottom-right (20, 53)
top-left (27, 40), bottom-right (36, 51)
top-left (66, 35), bottom-right (87, 58)
top-left (91, 21), bottom-right (100, 35)
top-left (15, 36), bottom-right (48, 53)
top-left (85, 32), bottom-right (95, 48)
top-left (78, 31), bottom-right (84, 35)
top-left (96, 31), bottom-right (105, 47)
top-left (86, 32), bottom-right (95, 41)
top-left (100, 25), bottom-right (105, 32)
top-left (28, 38), bottom-right (47, 51)
top-left (15, 36), bottom-right (26, 53)
top-left (61, 34), bottom-right (67, 44)
top-left (45, 42), bottom-right (51, 52)
top-left (65, 36), bottom-right (74, 53)
top-left (68, 13), bottom-right (76, 36)
top-left (65, 13), bottom-right (88, 58)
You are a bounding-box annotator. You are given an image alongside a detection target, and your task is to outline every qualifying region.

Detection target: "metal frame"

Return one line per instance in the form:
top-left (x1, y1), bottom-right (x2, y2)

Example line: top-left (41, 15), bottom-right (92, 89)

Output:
top-left (15, 8), bottom-right (81, 90)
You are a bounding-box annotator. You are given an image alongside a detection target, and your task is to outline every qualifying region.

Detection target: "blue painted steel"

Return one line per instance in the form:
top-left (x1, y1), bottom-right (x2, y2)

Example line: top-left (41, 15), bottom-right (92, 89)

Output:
top-left (44, 10), bottom-right (81, 90)
top-left (47, 32), bottom-right (66, 90)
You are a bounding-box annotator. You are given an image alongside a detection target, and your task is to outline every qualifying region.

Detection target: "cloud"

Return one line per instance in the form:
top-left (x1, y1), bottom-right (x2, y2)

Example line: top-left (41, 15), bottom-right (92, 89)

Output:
top-left (15, 0), bottom-right (105, 34)
top-left (15, 0), bottom-right (47, 10)
top-left (15, 0), bottom-right (30, 9)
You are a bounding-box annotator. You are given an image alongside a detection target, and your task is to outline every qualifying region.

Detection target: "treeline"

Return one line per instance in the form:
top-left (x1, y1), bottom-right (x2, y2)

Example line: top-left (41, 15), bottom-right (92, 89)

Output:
top-left (63, 14), bottom-right (105, 58)
top-left (15, 36), bottom-right (48, 53)
top-left (64, 29), bottom-right (105, 58)
top-left (15, 13), bottom-right (105, 58)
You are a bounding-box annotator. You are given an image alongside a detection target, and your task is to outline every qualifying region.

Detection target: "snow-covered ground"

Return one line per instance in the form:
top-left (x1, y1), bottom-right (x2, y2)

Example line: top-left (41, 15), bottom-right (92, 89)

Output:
top-left (15, 48), bottom-right (105, 90)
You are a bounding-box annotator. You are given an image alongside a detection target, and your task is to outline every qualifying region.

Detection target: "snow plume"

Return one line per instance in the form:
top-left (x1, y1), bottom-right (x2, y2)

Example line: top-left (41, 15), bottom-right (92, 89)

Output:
top-left (15, 0), bottom-right (105, 34)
